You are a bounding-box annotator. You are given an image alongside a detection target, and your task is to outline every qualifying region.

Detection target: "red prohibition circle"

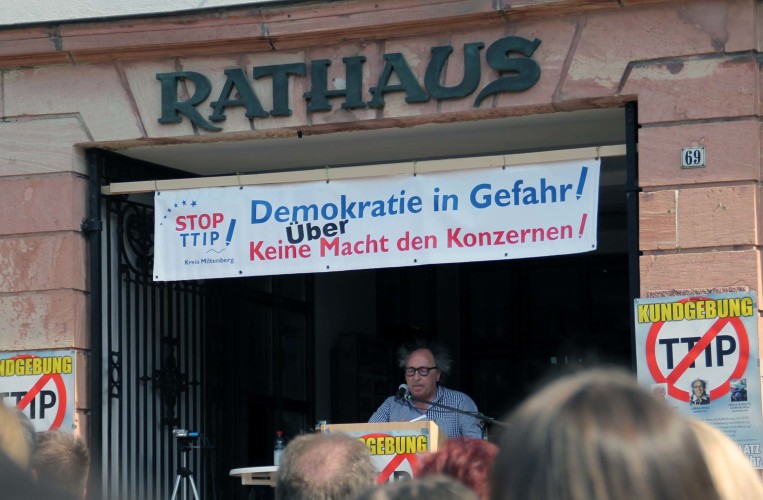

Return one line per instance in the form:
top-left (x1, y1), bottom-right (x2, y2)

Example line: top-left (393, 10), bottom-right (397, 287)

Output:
top-left (10, 354), bottom-right (68, 430)
top-left (361, 432), bottom-right (422, 483)
top-left (645, 297), bottom-right (749, 402)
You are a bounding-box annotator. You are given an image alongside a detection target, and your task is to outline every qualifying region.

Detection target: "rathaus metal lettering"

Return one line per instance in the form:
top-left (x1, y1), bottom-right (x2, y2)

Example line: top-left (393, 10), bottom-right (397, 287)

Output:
top-left (157, 36), bottom-right (542, 131)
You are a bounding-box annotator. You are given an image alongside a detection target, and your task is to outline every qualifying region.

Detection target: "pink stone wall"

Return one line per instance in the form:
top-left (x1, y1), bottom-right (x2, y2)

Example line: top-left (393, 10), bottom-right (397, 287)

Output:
top-left (0, 0), bottom-right (760, 430)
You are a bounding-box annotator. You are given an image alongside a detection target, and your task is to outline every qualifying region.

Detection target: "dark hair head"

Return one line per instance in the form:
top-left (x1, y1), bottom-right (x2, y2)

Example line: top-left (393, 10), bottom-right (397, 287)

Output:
top-left (397, 340), bottom-right (452, 377)
top-left (359, 474), bottom-right (478, 500)
top-left (491, 368), bottom-right (720, 500)
top-left (418, 437), bottom-right (498, 500)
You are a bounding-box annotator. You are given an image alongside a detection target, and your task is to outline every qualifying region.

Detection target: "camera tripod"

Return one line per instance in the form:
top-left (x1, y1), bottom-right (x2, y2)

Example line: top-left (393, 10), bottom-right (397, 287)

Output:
top-left (170, 437), bottom-right (201, 500)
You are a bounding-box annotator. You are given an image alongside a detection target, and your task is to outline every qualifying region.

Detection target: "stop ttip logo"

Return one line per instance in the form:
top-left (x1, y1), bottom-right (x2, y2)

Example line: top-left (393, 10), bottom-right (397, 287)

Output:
top-left (160, 198), bottom-right (237, 249)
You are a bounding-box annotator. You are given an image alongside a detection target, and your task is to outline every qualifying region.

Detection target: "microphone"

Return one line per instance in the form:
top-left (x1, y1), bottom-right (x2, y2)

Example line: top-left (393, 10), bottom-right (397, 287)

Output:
top-left (395, 383), bottom-right (410, 400)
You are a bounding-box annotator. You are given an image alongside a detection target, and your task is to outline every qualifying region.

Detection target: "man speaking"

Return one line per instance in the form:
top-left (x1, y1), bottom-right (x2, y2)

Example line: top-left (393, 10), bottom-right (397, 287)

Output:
top-left (369, 342), bottom-right (482, 439)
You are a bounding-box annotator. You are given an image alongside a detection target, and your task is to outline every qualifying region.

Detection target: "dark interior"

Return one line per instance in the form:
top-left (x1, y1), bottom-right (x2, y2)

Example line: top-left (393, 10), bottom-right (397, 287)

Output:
top-left (94, 107), bottom-right (634, 499)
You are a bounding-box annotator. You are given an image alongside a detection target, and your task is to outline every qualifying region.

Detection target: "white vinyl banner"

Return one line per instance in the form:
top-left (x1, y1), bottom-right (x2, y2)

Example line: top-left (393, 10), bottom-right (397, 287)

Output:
top-left (153, 158), bottom-right (600, 281)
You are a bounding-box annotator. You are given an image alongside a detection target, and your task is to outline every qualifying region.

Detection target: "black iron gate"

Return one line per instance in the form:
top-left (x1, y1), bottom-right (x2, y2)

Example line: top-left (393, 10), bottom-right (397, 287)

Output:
top-left (100, 195), bottom-right (210, 499)
top-left (87, 149), bottom-right (316, 500)
top-left (88, 151), bottom-right (214, 500)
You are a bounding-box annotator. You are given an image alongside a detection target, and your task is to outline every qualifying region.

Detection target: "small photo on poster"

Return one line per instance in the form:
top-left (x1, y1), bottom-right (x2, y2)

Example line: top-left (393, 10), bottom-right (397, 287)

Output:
top-left (731, 379), bottom-right (748, 402)
top-left (650, 383), bottom-right (667, 400)
top-left (690, 379), bottom-right (710, 406)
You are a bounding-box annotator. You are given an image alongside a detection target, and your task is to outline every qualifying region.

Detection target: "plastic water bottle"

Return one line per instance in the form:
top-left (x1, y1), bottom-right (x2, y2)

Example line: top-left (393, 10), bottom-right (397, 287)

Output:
top-left (273, 430), bottom-right (286, 466)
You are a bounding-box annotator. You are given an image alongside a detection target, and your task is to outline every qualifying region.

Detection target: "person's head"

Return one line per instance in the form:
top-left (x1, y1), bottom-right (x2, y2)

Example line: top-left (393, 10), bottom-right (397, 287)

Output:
top-left (692, 378), bottom-right (707, 398)
top-left (417, 437), bottom-right (498, 500)
top-left (0, 403), bottom-right (35, 469)
top-left (32, 431), bottom-right (90, 499)
top-left (398, 341), bottom-right (451, 401)
top-left (491, 368), bottom-right (720, 500)
top-left (689, 419), bottom-right (763, 500)
top-left (275, 432), bottom-right (376, 500)
top-left (358, 474), bottom-right (478, 500)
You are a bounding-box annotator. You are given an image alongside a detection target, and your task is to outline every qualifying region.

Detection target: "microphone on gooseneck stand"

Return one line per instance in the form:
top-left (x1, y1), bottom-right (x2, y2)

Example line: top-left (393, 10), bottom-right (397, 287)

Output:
top-left (405, 391), bottom-right (508, 429)
top-left (395, 383), bottom-right (410, 401)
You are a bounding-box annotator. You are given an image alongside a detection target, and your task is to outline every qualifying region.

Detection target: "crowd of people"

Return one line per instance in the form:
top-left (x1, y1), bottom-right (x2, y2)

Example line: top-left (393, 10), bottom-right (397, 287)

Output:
top-left (3, 342), bottom-right (763, 499)
top-left (274, 351), bottom-right (763, 500)
top-left (0, 403), bottom-right (90, 500)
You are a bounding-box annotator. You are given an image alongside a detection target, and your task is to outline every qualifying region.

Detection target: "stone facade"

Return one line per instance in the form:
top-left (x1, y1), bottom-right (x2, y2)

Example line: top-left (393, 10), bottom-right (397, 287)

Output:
top-left (0, 0), bottom-right (760, 455)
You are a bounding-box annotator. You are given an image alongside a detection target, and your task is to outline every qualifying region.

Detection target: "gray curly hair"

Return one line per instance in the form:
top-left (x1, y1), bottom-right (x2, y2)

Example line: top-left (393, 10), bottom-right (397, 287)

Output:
top-left (397, 340), bottom-right (452, 378)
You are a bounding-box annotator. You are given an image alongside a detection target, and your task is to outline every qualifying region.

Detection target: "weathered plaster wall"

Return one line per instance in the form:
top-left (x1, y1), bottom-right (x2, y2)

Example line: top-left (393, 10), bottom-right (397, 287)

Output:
top-left (0, 0), bottom-right (760, 426)
top-left (2, 0), bottom-right (272, 26)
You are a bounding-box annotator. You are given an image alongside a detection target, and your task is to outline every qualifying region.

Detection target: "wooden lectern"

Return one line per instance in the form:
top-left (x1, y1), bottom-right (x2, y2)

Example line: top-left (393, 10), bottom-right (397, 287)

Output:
top-left (322, 421), bottom-right (447, 483)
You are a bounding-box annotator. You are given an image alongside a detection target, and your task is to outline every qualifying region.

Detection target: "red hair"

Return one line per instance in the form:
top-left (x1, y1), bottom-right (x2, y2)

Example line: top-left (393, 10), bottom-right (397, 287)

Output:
top-left (417, 437), bottom-right (498, 500)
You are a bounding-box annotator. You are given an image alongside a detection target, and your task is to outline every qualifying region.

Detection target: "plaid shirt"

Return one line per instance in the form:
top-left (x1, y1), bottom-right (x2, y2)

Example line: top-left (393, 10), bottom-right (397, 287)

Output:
top-left (368, 385), bottom-right (482, 439)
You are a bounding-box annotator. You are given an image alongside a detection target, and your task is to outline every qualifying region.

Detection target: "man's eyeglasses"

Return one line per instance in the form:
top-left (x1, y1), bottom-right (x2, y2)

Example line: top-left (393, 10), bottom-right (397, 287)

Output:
top-left (405, 366), bottom-right (437, 377)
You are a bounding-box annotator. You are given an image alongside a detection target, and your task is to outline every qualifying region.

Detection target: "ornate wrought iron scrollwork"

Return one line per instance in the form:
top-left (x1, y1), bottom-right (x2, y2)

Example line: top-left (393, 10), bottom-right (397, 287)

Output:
top-left (114, 201), bottom-right (154, 277)
top-left (109, 351), bottom-right (121, 398)
top-left (154, 337), bottom-right (188, 426)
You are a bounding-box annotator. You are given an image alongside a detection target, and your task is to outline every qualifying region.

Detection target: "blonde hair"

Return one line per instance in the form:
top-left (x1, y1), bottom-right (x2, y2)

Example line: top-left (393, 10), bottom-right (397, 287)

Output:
top-left (492, 368), bottom-right (719, 500)
top-left (690, 419), bottom-right (763, 500)
top-left (0, 404), bottom-right (34, 469)
top-left (32, 430), bottom-right (91, 498)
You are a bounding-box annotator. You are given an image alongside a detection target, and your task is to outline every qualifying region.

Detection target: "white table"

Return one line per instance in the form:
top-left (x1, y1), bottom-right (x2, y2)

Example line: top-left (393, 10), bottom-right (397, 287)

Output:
top-left (230, 466), bottom-right (278, 487)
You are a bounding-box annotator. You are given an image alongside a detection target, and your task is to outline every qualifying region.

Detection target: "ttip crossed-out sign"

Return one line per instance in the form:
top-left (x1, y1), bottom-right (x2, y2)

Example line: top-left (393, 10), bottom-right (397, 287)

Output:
top-left (360, 433), bottom-right (427, 483)
top-left (643, 297), bottom-right (750, 402)
top-left (635, 292), bottom-right (763, 468)
top-left (0, 350), bottom-right (76, 432)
